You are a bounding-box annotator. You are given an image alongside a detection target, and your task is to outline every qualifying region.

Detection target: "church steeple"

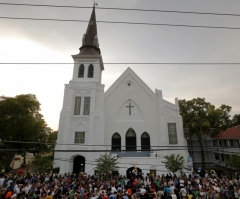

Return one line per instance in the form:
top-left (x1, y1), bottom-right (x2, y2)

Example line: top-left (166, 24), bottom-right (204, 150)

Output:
top-left (79, 6), bottom-right (101, 55)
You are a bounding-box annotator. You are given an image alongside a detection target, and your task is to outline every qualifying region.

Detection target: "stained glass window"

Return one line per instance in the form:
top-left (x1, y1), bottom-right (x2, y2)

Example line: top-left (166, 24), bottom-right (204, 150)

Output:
top-left (112, 133), bottom-right (121, 151)
top-left (74, 97), bottom-right (81, 115)
top-left (126, 128), bottom-right (136, 150)
top-left (83, 97), bottom-right (90, 115)
top-left (141, 132), bottom-right (150, 150)
top-left (88, 64), bottom-right (94, 78)
top-left (168, 123), bottom-right (178, 144)
top-left (75, 132), bottom-right (85, 143)
top-left (78, 64), bottom-right (84, 78)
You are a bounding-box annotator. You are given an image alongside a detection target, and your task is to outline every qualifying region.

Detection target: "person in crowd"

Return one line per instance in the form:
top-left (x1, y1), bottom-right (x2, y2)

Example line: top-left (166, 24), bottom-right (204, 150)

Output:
top-left (0, 169), bottom-right (239, 199)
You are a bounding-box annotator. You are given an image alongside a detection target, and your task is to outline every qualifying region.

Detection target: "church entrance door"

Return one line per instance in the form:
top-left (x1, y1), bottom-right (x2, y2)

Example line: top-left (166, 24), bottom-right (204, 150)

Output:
top-left (126, 128), bottom-right (136, 150)
top-left (73, 156), bottom-right (85, 174)
top-left (126, 166), bottom-right (143, 180)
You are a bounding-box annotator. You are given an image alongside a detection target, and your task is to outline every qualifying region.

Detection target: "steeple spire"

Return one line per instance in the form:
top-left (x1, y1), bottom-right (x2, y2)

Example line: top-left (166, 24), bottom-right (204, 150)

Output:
top-left (79, 6), bottom-right (101, 55)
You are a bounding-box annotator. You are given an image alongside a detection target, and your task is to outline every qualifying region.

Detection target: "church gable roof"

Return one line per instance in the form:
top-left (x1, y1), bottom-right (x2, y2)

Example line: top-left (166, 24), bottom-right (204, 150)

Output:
top-left (104, 67), bottom-right (158, 104)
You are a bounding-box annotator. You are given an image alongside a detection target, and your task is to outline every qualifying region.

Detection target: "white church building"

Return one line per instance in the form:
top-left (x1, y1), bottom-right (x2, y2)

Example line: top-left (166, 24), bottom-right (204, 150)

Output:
top-left (54, 6), bottom-right (188, 176)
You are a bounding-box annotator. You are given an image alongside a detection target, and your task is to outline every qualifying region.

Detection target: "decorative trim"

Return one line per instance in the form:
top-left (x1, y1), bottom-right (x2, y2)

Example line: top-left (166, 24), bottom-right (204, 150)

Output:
top-left (75, 86), bottom-right (91, 89)
top-left (159, 105), bottom-right (164, 114)
top-left (164, 105), bottom-right (177, 112)
top-left (69, 83), bottom-right (75, 88)
top-left (71, 55), bottom-right (104, 70)
top-left (105, 75), bottom-right (128, 101)
top-left (105, 73), bottom-right (157, 104)
top-left (71, 117), bottom-right (89, 121)
top-left (130, 74), bottom-right (157, 104)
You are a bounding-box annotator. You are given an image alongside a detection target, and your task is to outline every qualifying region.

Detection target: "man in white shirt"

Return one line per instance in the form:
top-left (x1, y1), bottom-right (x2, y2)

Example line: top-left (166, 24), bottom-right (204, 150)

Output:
top-left (111, 186), bottom-right (117, 194)
top-left (140, 186), bottom-right (146, 195)
top-left (91, 193), bottom-right (98, 199)
top-left (179, 178), bottom-right (184, 188)
top-left (0, 177), bottom-right (4, 188)
top-left (200, 188), bottom-right (206, 199)
top-left (170, 184), bottom-right (175, 194)
top-left (171, 191), bottom-right (177, 199)
top-left (213, 184), bottom-right (220, 193)
top-left (14, 185), bottom-right (20, 194)
top-left (7, 178), bottom-right (13, 187)
top-left (180, 187), bottom-right (187, 199)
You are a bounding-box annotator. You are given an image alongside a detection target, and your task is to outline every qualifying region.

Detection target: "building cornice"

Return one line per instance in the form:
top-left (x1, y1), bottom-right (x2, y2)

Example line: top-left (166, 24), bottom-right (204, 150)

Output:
top-left (71, 54), bottom-right (104, 70)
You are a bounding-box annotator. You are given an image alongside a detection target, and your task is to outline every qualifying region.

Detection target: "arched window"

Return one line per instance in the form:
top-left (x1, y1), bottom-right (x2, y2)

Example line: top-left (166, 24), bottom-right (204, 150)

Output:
top-left (88, 64), bottom-right (94, 78)
top-left (126, 128), bottom-right (136, 151)
top-left (78, 64), bottom-right (84, 78)
top-left (112, 133), bottom-right (121, 151)
top-left (141, 132), bottom-right (150, 150)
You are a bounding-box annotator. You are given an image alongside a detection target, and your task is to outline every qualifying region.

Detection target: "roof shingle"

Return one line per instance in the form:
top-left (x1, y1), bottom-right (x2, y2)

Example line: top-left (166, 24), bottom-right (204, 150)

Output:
top-left (212, 126), bottom-right (240, 139)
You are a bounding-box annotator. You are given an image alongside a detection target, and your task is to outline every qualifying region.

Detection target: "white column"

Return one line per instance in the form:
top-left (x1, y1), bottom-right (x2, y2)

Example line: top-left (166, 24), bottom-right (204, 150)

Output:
top-left (88, 84), bottom-right (96, 145)
top-left (156, 90), bottom-right (167, 158)
top-left (98, 84), bottom-right (105, 150)
top-left (62, 82), bottom-right (75, 143)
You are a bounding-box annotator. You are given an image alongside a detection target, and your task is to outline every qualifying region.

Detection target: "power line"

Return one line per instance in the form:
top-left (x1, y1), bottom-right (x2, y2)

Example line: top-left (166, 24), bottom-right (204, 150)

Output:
top-left (1, 3), bottom-right (240, 17)
top-left (1, 148), bottom-right (240, 152)
top-left (0, 63), bottom-right (240, 65)
top-left (3, 140), bottom-right (240, 149)
top-left (0, 16), bottom-right (240, 30)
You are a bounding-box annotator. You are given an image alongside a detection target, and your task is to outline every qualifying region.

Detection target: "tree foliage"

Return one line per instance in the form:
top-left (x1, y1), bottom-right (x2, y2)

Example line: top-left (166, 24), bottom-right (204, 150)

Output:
top-left (47, 130), bottom-right (58, 150)
top-left (31, 154), bottom-right (54, 173)
top-left (228, 154), bottom-right (240, 172)
top-left (232, 114), bottom-right (240, 127)
top-left (179, 98), bottom-right (233, 170)
top-left (0, 94), bottom-right (48, 167)
top-left (163, 154), bottom-right (185, 173)
top-left (95, 154), bottom-right (119, 176)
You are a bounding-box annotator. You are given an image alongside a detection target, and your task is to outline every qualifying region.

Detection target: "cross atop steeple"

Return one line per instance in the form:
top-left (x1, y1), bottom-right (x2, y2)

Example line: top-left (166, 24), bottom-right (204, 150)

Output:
top-left (93, 0), bottom-right (98, 7)
top-left (79, 6), bottom-right (101, 55)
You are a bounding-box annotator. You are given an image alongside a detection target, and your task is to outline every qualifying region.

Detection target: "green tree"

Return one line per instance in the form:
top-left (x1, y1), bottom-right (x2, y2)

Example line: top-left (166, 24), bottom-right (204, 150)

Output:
top-left (31, 154), bottom-right (54, 173)
top-left (232, 114), bottom-right (240, 127)
top-left (228, 154), bottom-right (240, 172)
top-left (95, 154), bottom-right (119, 176)
top-left (179, 98), bottom-right (232, 170)
top-left (214, 104), bottom-right (232, 131)
top-left (163, 154), bottom-right (185, 173)
top-left (48, 131), bottom-right (58, 143)
top-left (47, 130), bottom-right (58, 150)
top-left (0, 94), bottom-right (48, 167)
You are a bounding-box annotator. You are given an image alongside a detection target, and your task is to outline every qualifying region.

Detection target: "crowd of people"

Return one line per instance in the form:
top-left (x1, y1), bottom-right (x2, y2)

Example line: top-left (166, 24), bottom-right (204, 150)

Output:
top-left (0, 169), bottom-right (240, 199)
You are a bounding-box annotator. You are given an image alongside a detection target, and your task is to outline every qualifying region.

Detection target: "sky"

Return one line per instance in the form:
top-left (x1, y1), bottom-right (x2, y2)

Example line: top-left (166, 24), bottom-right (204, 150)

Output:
top-left (0, 0), bottom-right (240, 131)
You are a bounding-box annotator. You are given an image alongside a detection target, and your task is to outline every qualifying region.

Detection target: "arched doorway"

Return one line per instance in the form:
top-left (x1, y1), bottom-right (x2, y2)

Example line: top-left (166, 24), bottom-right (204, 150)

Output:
top-left (126, 128), bottom-right (136, 150)
top-left (149, 166), bottom-right (156, 177)
top-left (141, 132), bottom-right (150, 150)
top-left (126, 166), bottom-right (143, 180)
top-left (112, 133), bottom-right (121, 151)
top-left (73, 156), bottom-right (85, 174)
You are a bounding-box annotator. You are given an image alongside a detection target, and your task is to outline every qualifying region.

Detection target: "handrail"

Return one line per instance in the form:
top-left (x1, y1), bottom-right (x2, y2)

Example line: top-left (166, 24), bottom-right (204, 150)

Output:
top-left (85, 167), bottom-right (96, 174)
